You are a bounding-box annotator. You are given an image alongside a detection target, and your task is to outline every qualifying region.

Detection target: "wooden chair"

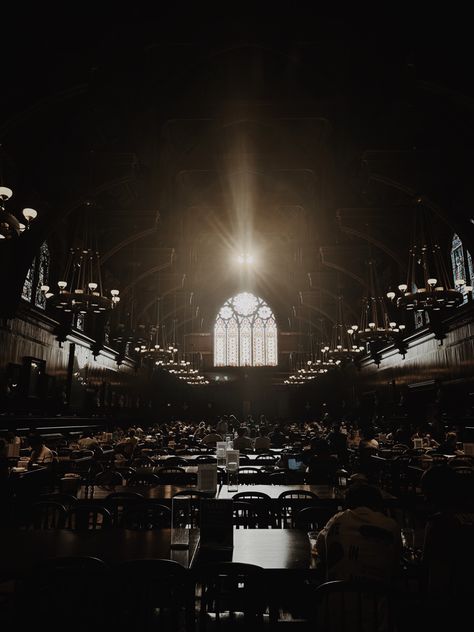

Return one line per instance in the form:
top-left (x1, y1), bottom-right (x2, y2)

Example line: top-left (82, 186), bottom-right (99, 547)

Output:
top-left (294, 505), bottom-right (338, 531)
top-left (156, 466), bottom-right (188, 485)
top-left (115, 559), bottom-right (192, 631)
top-left (278, 490), bottom-right (318, 527)
top-left (105, 491), bottom-right (144, 526)
top-left (123, 503), bottom-right (171, 529)
top-left (162, 456), bottom-right (189, 466)
top-left (28, 557), bottom-right (111, 629)
top-left (232, 501), bottom-right (260, 529)
top-left (312, 580), bottom-right (396, 631)
top-left (232, 492), bottom-right (275, 528)
top-left (66, 504), bottom-right (112, 530)
top-left (93, 469), bottom-right (124, 488)
top-left (237, 467), bottom-right (261, 484)
top-left (172, 490), bottom-right (208, 527)
top-left (29, 501), bottom-right (67, 529)
top-left (38, 492), bottom-right (78, 508)
top-left (128, 472), bottom-right (160, 486)
top-left (195, 455), bottom-right (218, 463)
top-left (255, 453), bottom-right (278, 463)
top-left (198, 562), bottom-right (265, 630)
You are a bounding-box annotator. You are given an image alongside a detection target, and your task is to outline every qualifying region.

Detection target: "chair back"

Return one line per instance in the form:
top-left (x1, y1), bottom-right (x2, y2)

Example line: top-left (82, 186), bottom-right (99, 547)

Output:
top-left (66, 504), bottom-right (112, 530)
top-left (29, 557), bottom-right (110, 628)
top-left (123, 503), bottom-right (171, 529)
top-left (198, 562), bottom-right (265, 627)
top-left (105, 491), bottom-right (144, 526)
top-left (30, 501), bottom-right (67, 529)
top-left (314, 580), bottom-right (396, 632)
top-left (294, 506), bottom-right (338, 531)
top-left (115, 559), bottom-right (190, 630)
top-left (128, 473), bottom-right (160, 486)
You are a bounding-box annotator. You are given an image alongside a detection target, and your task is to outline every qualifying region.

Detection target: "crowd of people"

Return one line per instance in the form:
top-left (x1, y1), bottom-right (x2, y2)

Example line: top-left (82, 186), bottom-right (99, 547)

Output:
top-left (1, 409), bottom-right (473, 627)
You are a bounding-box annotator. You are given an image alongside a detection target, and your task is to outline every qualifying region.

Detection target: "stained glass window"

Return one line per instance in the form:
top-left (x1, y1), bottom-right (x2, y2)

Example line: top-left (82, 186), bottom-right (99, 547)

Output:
top-left (21, 257), bottom-right (36, 302)
top-left (214, 292), bottom-right (278, 367)
top-left (35, 242), bottom-right (50, 309)
top-left (22, 241), bottom-right (50, 308)
top-left (451, 234), bottom-right (473, 303)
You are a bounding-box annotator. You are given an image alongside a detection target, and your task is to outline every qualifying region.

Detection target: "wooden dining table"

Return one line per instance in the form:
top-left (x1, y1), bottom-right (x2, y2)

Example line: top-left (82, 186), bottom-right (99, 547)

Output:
top-left (0, 528), bottom-right (316, 577)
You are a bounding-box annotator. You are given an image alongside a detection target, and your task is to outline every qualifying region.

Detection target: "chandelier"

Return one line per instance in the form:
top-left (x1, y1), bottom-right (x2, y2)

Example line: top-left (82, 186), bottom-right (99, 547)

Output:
top-left (168, 358), bottom-right (209, 385)
top-left (389, 203), bottom-right (464, 312)
top-left (0, 186), bottom-right (38, 239)
top-left (354, 260), bottom-right (404, 344)
top-left (135, 298), bottom-right (178, 367)
top-left (42, 247), bottom-right (120, 314)
top-left (328, 296), bottom-right (364, 362)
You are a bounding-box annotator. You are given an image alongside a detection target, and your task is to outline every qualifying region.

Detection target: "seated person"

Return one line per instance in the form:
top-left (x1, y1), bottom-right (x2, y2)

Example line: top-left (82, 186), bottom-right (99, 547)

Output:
top-left (116, 429), bottom-right (139, 457)
top-left (77, 431), bottom-right (98, 450)
top-left (316, 483), bottom-right (401, 583)
top-left (232, 427), bottom-right (253, 451)
top-left (269, 424), bottom-right (286, 448)
top-left (254, 427), bottom-right (271, 451)
top-left (327, 423), bottom-right (348, 463)
top-left (194, 421), bottom-right (207, 439)
top-left (437, 431), bottom-right (462, 456)
top-left (28, 434), bottom-right (54, 467)
top-left (216, 417), bottom-right (229, 436)
top-left (202, 428), bottom-right (223, 447)
top-left (305, 438), bottom-right (338, 484)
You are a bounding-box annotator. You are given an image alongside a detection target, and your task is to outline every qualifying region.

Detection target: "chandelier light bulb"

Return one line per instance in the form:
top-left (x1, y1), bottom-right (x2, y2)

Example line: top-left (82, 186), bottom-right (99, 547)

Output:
top-left (58, 281), bottom-right (67, 289)
top-left (0, 186), bottom-right (13, 201)
top-left (398, 284), bottom-right (408, 292)
top-left (386, 291), bottom-right (396, 300)
top-left (18, 223), bottom-right (26, 232)
top-left (389, 321), bottom-right (397, 328)
top-left (22, 208), bottom-right (38, 221)
top-left (399, 324), bottom-right (406, 330)
top-left (45, 292), bottom-right (54, 299)
top-left (110, 289), bottom-right (119, 296)
top-left (88, 282), bottom-right (98, 291)
top-left (368, 322), bottom-right (376, 329)
top-left (427, 278), bottom-right (437, 287)
top-left (41, 285), bottom-right (50, 293)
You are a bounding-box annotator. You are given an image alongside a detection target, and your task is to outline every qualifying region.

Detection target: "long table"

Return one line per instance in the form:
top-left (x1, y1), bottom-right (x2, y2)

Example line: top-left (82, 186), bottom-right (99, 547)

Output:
top-left (0, 528), bottom-right (315, 577)
top-left (76, 482), bottom-right (396, 504)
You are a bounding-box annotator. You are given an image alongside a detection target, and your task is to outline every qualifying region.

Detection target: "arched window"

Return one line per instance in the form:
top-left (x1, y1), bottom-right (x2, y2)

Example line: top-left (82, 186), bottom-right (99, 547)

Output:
top-left (451, 234), bottom-right (473, 302)
top-left (21, 241), bottom-right (50, 309)
top-left (214, 292), bottom-right (278, 367)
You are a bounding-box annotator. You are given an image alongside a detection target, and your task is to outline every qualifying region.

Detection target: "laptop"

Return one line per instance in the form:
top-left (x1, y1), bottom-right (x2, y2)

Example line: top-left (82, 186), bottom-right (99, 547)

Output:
top-left (288, 457), bottom-right (304, 471)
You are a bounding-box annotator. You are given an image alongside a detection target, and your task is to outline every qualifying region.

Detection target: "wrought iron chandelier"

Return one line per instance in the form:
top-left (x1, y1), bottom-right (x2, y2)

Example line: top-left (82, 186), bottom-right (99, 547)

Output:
top-left (328, 296), bottom-right (364, 362)
top-left (0, 186), bottom-right (38, 239)
top-left (136, 299), bottom-right (178, 367)
top-left (354, 260), bottom-right (404, 344)
top-left (388, 203), bottom-right (464, 312)
top-left (42, 247), bottom-right (119, 315)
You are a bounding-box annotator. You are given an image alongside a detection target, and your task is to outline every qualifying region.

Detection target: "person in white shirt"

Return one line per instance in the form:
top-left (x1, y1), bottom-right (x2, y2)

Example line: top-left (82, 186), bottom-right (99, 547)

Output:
top-left (28, 435), bottom-right (54, 467)
top-left (316, 483), bottom-right (401, 583)
top-left (78, 432), bottom-right (98, 449)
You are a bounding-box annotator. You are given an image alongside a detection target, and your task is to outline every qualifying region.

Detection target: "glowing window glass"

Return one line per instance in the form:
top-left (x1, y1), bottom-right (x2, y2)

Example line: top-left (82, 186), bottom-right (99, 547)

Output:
top-left (451, 233), bottom-right (473, 303)
top-left (214, 292), bottom-right (278, 367)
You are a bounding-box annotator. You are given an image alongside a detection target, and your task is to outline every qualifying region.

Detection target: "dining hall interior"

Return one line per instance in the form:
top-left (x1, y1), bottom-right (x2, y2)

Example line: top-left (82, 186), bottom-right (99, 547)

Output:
top-left (1, 7), bottom-right (473, 631)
